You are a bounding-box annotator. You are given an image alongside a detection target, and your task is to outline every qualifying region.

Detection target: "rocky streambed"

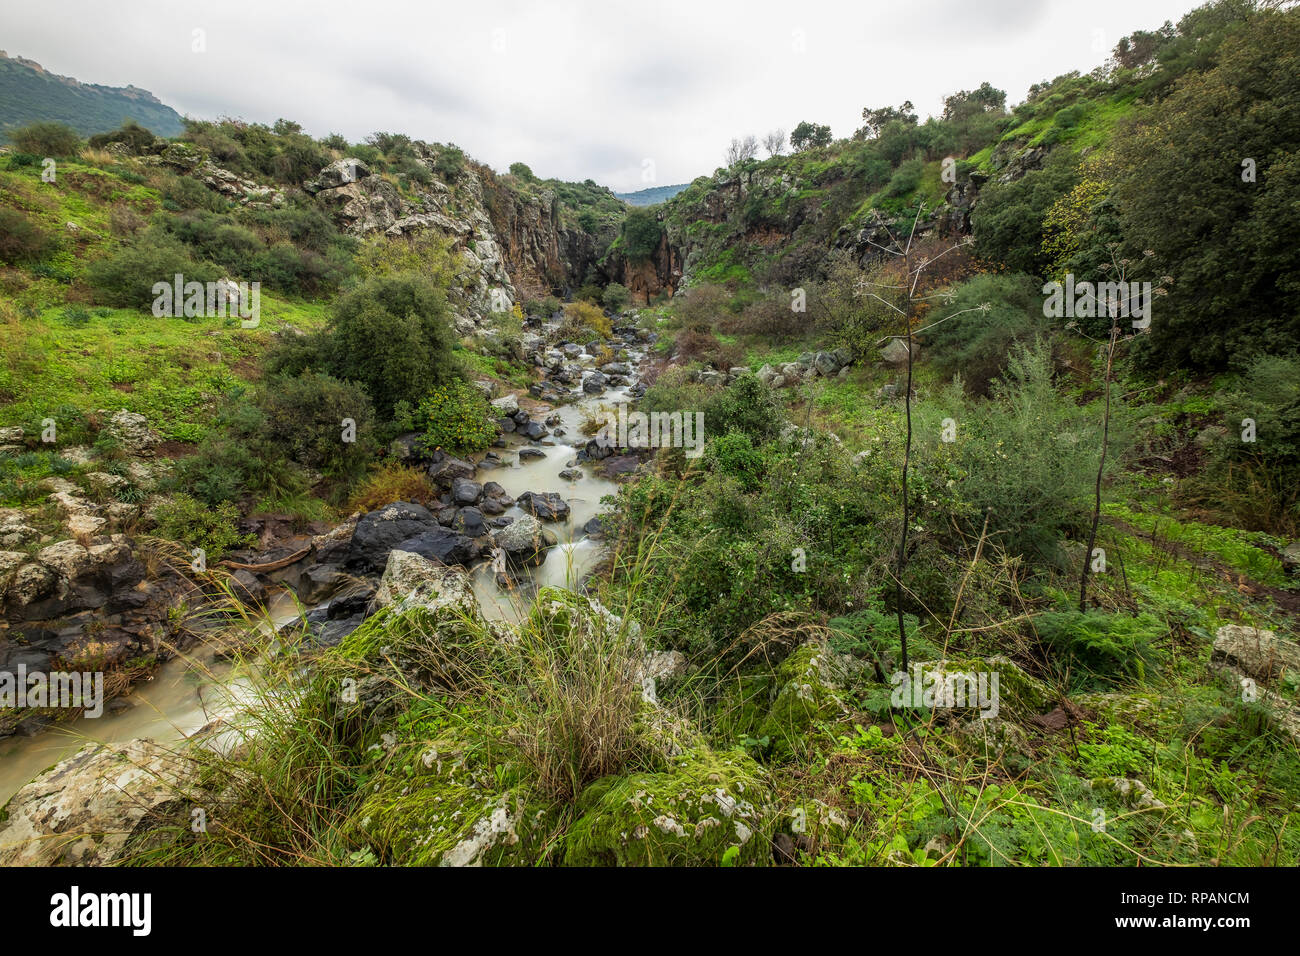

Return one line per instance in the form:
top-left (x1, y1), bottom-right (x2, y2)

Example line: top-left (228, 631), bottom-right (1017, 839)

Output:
top-left (0, 316), bottom-right (662, 808)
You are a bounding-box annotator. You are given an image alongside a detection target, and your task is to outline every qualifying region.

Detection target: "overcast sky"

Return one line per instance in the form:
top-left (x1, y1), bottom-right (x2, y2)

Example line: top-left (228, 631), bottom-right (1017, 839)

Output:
top-left (3, 0), bottom-right (1202, 191)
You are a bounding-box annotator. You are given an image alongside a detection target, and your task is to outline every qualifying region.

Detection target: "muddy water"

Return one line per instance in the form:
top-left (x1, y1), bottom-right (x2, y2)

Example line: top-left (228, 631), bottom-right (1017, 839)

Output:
top-left (0, 343), bottom-right (643, 801)
top-left (469, 365), bottom-right (639, 622)
top-left (0, 591), bottom-right (301, 806)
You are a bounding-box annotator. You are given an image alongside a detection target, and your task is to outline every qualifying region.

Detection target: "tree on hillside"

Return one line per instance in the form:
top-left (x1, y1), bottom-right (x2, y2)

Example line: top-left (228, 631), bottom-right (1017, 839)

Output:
top-left (1110, 3), bottom-right (1300, 369)
top-left (509, 162), bottom-right (536, 181)
top-left (941, 82), bottom-right (1006, 122)
top-left (789, 121), bottom-right (832, 152)
top-left (620, 207), bottom-right (663, 262)
top-left (326, 276), bottom-right (461, 418)
top-left (854, 102), bottom-right (916, 140)
top-left (762, 129), bottom-right (786, 157)
top-left (725, 135), bottom-right (759, 166)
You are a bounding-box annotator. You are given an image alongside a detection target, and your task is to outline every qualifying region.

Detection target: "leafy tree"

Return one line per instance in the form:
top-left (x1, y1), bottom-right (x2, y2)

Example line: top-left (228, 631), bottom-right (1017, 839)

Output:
top-left (941, 83), bottom-right (1006, 122)
top-left (1110, 4), bottom-right (1300, 369)
top-left (790, 121), bottom-right (832, 152)
top-left (509, 161), bottom-right (535, 180)
top-left (971, 149), bottom-right (1079, 276)
top-left (620, 207), bottom-right (663, 261)
top-left (87, 121), bottom-right (156, 154)
top-left (326, 276), bottom-right (461, 418)
top-left (257, 372), bottom-right (376, 481)
top-left (855, 103), bottom-right (916, 140)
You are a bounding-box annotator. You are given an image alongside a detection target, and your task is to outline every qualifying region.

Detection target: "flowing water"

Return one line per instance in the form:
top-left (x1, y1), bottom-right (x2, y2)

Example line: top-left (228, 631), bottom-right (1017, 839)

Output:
top-left (0, 341), bottom-right (643, 802)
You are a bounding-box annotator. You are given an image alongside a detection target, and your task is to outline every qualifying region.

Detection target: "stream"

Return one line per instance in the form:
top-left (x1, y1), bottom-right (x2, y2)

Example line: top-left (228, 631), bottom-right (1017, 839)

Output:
top-left (0, 337), bottom-right (645, 804)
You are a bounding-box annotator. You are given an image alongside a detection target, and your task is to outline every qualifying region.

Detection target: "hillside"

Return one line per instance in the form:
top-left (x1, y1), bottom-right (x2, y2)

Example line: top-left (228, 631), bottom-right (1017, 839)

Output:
top-left (0, 50), bottom-right (185, 140)
top-left (613, 183), bottom-right (689, 206)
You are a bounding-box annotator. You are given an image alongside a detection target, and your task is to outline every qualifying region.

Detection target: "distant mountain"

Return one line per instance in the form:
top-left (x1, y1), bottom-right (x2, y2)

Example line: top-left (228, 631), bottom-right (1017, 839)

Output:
top-left (614, 183), bottom-right (689, 206)
top-left (0, 50), bottom-right (185, 141)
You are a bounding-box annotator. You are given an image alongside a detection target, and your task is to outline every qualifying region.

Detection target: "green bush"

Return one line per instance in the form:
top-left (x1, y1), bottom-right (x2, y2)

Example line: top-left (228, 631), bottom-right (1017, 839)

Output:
top-left (152, 493), bottom-right (252, 559)
top-left (417, 379), bottom-right (497, 454)
top-left (0, 209), bottom-right (52, 264)
top-left (703, 373), bottom-right (781, 443)
top-left (326, 276), bottom-right (461, 419)
top-left (86, 231), bottom-right (218, 309)
top-left (7, 121), bottom-right (80, 156)
top-left (926, 272), bottom-right (1049, 395)
top-left (708, 430), bottom-right (765, 491)
top-left (256, 373), bottom-right (376, 482)
top-left (943, 340), bottom-right (1120, 560)
top-left (601, 282), bottom-right (630, 313)
top-left (1034, 610), bottom-right (1165, 687)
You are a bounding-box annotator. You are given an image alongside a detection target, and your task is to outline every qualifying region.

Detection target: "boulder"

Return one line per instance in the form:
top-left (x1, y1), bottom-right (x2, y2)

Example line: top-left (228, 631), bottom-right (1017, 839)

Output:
top-left (493, 514), bottom-right (556, 567)
top-left (104, 410), bottom-right (159, 456)
top-left (347, 502), bottom-right (440, 571)
top-left (1212, 626), bottom-right (1300, 685)
top-left (0, 738), bottom-right (194, 866)
top-left (517, 492), bottom-right (570, 522)
top-left (372, 549), bottom-right (475, 612)
top-left (451, 477), bottom-right (482, 505)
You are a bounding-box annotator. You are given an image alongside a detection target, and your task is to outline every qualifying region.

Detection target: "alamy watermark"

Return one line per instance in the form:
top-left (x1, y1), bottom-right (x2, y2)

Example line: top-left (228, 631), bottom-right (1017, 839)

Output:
top-left (594, 403), bottom-right (705, 459)
top-left (0, 664), bottom-right (104, 717)
top-left (890, 664), bottom-right (1000, 719)
top-left (1042, 273), bottom-right (1151, 329)
top-left (151, 274), bottom-right (261, 327)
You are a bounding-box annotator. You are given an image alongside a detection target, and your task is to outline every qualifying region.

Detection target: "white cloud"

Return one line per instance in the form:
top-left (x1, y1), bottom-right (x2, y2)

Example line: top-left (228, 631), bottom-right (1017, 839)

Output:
top-left (2, 0), bottom-right (1200, 190)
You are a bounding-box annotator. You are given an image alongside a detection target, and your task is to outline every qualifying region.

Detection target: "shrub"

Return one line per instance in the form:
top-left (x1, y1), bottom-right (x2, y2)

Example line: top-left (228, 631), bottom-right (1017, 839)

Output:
top-left (7, 122), bottom-right (80, 156)
top-left (926, 272), bottom-right (1049, 395)
top-left (152, 493), bottom-right (252, 559)
top-left (86, 231), bottom-right (218, 309)
top-left (708, 430), bottom-right (766, 491)
top-left (601, 282), bottom-right (630, 313)
top-left (704, 373), bottom-right (781, 443)
top-left (256, 373), bottom-right (376, 482)
top-left (555, 301), bottom-right (612, 342)
top-left (88, 122), bottom-right (157, 154)
top-left (417, 379), bottom-right (497, 454)
top-left (327, 276), bottom-right (461, 419)
top-left (349, 462), bottom-right (436, 512)
top-left (0, 209), bottom-right (52, 264)
top-left (944, 340), bottom-right (1120, 560)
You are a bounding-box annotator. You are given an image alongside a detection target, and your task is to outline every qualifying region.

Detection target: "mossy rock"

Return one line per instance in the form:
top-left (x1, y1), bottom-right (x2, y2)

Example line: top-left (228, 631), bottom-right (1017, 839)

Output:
top-left (758, 642), bottom-right (863, 761)
top-left (342, 723), bottom-right (562, 867)
top-left (563, 748), bottom-right (772, 866)
top-left (526, 586), bottom-right (639, 644)
top-left (902, 655), bottom-right (1052, 723)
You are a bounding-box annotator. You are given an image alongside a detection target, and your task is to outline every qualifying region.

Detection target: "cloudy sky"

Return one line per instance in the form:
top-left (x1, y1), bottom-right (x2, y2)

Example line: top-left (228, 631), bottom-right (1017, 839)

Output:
top-left (4, 0), bottom-right (1201, 191)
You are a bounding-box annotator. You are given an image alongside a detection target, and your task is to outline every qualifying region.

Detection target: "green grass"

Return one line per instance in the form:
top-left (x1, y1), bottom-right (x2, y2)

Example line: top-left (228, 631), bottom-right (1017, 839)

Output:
top-left (0, 294), bottom-right (329, 440)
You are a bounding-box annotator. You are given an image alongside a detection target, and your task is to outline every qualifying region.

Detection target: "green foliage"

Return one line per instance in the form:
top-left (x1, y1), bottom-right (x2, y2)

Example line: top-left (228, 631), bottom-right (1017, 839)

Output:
top-left (620, 207), bottom-right (663, 261)
top-left (971, 149), bottom-right (1079, 276)
top-left (940, 340), bottom-right (1119, 559)
top-left (601, 282), bottom-right (630, 312)
top-left (790, 121), bottom-right (832, 151)
top-left (1034, 610), bottom-right (1165, 687)
top-left (326, 276), bottom-right (461, 419)
top-left (87, 121), bottom-right (157, 154)
top-left (256, 372), bottom-right (375, 482)
top-left (708, 430), bottom-right (765, 491)
top-left (926, 272), bottom-right (1049, 395)
top-left (7, 121), bottom-right (81, 156)
top-left (508, 161), bottom-right (535, 180)
top-left (151, 493), bottom-right (252, 559)
top-left (703, 373), bottom-right (782, 443)
top-left (416, 379), bottom-right (497, 454)
top-left (0, 208), bottom-right (53, 264)
top-left (85, 231), bottom-right (218, 309)
top-left (1111, 6), bottom-right (1300, 369)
